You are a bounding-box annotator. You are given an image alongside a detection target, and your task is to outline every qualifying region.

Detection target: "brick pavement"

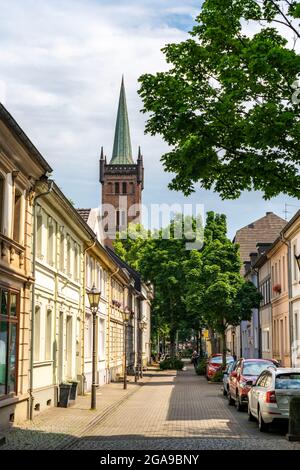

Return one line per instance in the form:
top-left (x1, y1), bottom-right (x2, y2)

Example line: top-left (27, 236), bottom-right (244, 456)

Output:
top-left (2, 363), bottom-right (300, 450)
top-left (0, 373), bottom-right (152, 450)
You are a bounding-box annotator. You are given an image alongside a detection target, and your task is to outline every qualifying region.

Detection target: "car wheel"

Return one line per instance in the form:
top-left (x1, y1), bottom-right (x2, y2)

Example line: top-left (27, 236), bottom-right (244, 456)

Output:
top-left (235, 393), bottom-right (244, 412)
top-left (227, 390), bottom-right (235, 406)
top-left (248, 405), bottom-right (256, 422)
top-left (258, 408), bottom-right (269, 432)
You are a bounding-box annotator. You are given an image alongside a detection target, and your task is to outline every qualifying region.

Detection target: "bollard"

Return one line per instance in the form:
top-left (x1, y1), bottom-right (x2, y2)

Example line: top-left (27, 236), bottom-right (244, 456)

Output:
top-left (286, 396), bottom-right (300, 441)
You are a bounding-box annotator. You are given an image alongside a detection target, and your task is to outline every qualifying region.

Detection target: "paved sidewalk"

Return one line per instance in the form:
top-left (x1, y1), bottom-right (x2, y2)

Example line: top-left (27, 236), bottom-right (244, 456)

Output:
top-left (1, 373), bottom-right (153, 450)
top-left (71, 364), bottom-right (300, 450)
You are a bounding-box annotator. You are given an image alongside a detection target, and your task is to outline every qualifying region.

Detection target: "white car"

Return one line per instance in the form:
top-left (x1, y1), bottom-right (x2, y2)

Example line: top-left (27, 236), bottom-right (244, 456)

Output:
top-left (247, 367), bottom-right (300, 432)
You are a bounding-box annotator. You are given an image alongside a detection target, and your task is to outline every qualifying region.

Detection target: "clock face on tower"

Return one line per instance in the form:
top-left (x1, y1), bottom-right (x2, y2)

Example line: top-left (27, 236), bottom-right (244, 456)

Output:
top-left (99, 77), bottom-right (144, 249)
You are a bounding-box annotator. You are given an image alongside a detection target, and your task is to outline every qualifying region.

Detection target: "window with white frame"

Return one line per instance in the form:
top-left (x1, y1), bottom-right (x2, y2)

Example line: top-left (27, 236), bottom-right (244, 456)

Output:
top-left (59, 229), bottom-right (65, 272)
top-left (74, 243), bottom-right (79, 281)
top-left (47, 217), bottom-right (55, 266)
top-left (98, 318), bottom-right (105, 361)
top-left (34, 306), bottom-right (41, 362)
top-left (66, 235), bottom-right (71, 276)
top-left (36, 208), bottom-right (43, 259)
top-left (84, 313), bottom-right (92, 359)
top-left (45, 309), bottom-right (52, 360)
top-left (13, 187), bottom-right (22, 243)
top-left (293, 244), bottom-right (298, 282)
top-left (262, 328), bottom-right (270, 352)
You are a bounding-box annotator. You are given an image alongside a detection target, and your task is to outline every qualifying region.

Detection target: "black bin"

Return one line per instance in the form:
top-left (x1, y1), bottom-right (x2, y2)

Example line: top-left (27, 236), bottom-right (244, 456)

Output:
top-left (68, 381), bottom-right (79, 401)
top-left (58, 383), bottom-right (71, 407)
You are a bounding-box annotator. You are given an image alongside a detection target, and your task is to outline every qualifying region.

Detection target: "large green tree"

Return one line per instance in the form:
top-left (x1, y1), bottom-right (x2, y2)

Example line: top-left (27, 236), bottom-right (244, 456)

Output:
top-left (138, 0), bottom-right (300, 200)
top-left (184, 212), bottom-right (261, 366)
top-left (114, 215), bottom-right (202, 357)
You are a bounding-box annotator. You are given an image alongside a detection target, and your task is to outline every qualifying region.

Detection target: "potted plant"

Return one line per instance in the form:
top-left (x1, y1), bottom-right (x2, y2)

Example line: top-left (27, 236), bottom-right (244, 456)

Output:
top-left (273, 283), bottom-right (282, 294)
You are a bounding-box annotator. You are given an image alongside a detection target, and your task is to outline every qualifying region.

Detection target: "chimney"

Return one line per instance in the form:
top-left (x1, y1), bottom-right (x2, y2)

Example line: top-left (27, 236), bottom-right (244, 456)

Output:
top-left (256, 242), bottom-right (272, 256)
top-left (249, 252), bottom-right (258, 266)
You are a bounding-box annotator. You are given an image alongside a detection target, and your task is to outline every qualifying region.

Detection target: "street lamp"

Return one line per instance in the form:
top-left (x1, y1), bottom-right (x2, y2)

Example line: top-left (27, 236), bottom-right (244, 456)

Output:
top-left (87, 284), bottom-right (101, 410)
top-left (138, 320), bottom-right (147, 379)
top-left (122, 307), bottom-right (131, 390)
top-left (232, 328), bottom-right (236, 359)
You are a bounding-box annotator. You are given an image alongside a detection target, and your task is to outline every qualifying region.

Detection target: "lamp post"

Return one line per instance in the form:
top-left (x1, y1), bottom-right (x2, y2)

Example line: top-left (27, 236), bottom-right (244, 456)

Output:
top-left (87, 284), bottom-right (101, 410)
top-left (122, 307), bottom-right (131, 390)
top-left (139, 320), bottom-right (147, 379)
top-left (232, 328), bottom-right (236, 359)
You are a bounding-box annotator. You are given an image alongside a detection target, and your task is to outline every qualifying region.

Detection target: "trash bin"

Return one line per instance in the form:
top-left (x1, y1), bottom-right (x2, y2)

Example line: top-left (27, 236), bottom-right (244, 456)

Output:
top-left (58, 383), bottom-right (71, 408)
top-left (68, 381), bottom-right (79, 401)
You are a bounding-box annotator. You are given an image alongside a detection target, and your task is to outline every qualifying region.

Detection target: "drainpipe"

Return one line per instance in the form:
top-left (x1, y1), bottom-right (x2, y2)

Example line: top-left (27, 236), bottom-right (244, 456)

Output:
top-left (280, 233), bottom-right (293, 367)
top-left (29, 180), bottom-right (53, 420)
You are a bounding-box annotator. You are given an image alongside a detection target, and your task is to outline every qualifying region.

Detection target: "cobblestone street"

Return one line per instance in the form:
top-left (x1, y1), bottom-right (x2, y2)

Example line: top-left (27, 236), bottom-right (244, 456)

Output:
top-left (3, 363), bottom-right (298, 450)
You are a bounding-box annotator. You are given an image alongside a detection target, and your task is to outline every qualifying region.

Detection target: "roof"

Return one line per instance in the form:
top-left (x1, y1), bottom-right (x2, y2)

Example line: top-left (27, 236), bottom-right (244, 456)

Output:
top-left (233, 212), bottom-right (286, 271)
top-left (0, 102), bottom-right (52, 173)
top-left (110, 77), bottom-right (134, 165)
top-left (77, 208), bottom-right (91, 223)
top-left (106, 246), bottom-right (141, 292)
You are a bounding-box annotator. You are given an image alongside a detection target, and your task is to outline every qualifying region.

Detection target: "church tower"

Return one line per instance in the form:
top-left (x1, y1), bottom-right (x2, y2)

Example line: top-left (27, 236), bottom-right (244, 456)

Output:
top-left (100, 77), bottom-right (144, 248)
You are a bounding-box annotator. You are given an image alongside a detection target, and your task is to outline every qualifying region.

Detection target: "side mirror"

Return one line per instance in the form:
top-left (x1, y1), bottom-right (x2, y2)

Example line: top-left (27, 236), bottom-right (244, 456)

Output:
top-left (246, 380), bottom-right (253, 386)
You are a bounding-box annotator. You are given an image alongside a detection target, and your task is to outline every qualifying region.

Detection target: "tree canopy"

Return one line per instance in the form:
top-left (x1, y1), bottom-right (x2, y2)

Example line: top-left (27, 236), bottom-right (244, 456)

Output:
top-left (138, 0), bottom-right (300, 200)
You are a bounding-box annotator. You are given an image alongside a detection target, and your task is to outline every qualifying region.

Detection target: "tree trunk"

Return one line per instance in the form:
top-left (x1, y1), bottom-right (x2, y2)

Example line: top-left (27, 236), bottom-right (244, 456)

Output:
top-left (222, 329), bottom-right (227, 369)
top-left (199, 328), bottom-right (203, 357)
top-left (169, 327), bottom-right (177, 358)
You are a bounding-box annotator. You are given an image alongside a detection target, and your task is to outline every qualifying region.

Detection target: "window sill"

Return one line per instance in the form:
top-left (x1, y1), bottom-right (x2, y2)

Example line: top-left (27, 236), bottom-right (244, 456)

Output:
top-left (33, 360), bottom-right (53, 367)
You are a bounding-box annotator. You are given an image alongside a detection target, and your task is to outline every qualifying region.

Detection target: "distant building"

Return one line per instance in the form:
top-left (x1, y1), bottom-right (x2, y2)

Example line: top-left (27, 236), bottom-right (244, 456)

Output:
top-left (228, 212), bottom-right (286, 358)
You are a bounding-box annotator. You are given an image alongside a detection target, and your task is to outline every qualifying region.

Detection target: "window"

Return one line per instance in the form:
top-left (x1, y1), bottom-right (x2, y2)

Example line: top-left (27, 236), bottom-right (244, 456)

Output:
top-left (66, 236), bottom-right (71, 275)
top-left (122, 182), bottom-right (127, 194)
top-left (293, 244), bottom-right (298, 282)
top-left (36, 212), bottom-right (43, 259)
top-left (34, 306), bottom-right (41, 362)
top-left (47, 218), bottom-right (55, 266)
top-left (66, 315), bottom-right (72, 378)
top-left (59, 230), bottom-right (65, 271)
top-left (13, 188), bottom-right (22, 243)
top-left (295, 313), bottom-right (299, 342)
top-left (282, 256), bottom-right (285, 291)
top-left (98, 318), bottom-right (105, 360)
top-left (115, 182), bottom-right (119, 194)
top-left (0, 175), bottom-right (4, 233)
top-left (84, 313), bottom-right (92, 359)
top-left (45, 309), bottom-right (52, 360)
top-left (262, 328), bottom-right (270, 352)
top-left (0, 288), bottom-right (19, 396)
top-left (74, 243), bottom-right (79, 281)
top-left (116, 210), bottom-right (120, 228)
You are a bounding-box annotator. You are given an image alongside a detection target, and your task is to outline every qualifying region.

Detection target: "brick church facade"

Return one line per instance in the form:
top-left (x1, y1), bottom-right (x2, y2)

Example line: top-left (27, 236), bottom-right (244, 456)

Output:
top-left (99, 77), bottom-right (144, 248)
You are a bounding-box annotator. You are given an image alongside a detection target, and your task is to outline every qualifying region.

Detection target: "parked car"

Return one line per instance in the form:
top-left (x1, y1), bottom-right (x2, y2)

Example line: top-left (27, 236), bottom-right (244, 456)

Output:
top-left (206, 354), bottom-right (234, 381)
top-left (227, 358), bottom-right (276, 411)
top-left (222, 361), bottom-right (236, 396)
top-left (248, 368), bottom-right (300, 432)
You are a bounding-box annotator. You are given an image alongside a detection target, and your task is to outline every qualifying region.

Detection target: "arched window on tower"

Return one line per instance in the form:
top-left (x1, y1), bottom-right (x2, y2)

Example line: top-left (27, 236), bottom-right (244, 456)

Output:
top-left (115, 182), bottom-right (119, 194)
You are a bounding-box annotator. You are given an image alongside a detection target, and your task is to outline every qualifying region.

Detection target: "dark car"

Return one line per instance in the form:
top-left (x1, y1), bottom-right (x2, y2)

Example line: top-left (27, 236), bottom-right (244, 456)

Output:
top-left (206, 354), bottom-right (234, 381)
top-left (227, 358), bottom-right (276, 411)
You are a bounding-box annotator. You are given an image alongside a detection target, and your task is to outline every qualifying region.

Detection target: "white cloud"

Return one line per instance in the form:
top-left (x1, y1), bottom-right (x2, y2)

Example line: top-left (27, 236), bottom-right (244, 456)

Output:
top-left (0, 0), bottom-right (297, 238)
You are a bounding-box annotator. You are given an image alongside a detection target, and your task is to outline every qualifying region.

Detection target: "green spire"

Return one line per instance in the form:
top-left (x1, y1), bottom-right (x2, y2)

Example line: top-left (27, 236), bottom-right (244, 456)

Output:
top-left (110, 76), bottom-right (134, 165)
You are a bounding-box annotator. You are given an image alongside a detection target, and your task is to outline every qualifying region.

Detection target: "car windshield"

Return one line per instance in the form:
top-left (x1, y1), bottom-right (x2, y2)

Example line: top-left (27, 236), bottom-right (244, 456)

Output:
top-left (242, 361), bottom-right (273, 376)
top-left (275, 374), bottom-right (300, 389)
top-left (210, 356), bottom-right (234, 364)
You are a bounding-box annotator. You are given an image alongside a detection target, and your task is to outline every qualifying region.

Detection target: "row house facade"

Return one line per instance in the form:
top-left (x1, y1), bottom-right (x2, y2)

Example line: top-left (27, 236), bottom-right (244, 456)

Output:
top-left (0, 103), bottom-right (152, 429)
top-left (0, 104), bottom-right (52, 426)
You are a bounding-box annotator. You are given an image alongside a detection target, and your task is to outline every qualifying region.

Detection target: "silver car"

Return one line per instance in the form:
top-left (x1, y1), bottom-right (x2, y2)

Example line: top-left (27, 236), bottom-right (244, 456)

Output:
top-left (247, 367), bottom-right (300, 432)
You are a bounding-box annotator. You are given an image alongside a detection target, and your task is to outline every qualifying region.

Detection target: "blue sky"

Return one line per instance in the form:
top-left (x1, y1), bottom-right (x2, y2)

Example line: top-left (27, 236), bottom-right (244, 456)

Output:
top-left (0, 0), bottom-right (299, 238)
